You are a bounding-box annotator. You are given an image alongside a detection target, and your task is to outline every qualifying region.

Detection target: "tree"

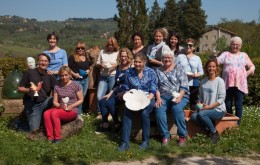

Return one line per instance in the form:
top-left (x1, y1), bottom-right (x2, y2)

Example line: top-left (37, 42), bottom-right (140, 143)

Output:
top-left (147, 0), bottom-right (161, 44)
top-left (114, 0), bottom-right (148, 47)
top-left (179, 0), bottom-right (207, 41)
top-left (159, 0), bottom-right (179, 33)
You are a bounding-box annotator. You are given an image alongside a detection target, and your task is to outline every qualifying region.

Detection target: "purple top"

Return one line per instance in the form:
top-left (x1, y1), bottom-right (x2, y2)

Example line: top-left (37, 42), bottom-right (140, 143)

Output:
top-left (54, 81), bottom-right (81, 111)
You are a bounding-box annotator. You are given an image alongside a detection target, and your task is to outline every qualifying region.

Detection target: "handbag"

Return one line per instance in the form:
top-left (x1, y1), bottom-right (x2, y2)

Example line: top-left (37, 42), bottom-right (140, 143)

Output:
top-left (186, 56), bottom-right (200, 87)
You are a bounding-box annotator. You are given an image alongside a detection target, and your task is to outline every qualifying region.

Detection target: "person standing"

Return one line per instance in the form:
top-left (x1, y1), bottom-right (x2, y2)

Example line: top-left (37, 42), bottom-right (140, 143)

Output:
top-left (68, 42), bottom-right (94, 118)
top-left (147, 28), bottom-right (171, 69)
top-left (44, 66), bottom-right (83, 143)
top-left (96, 37), bottom-right (119, 119)
top-left (17, 53), bottom-right (57, 132)
top-left (43, 32), bottom-right (68, 78)
top-left (166, 31), bottom-right (185, 57)
top-left (217, 36), bottom-right (255, 125)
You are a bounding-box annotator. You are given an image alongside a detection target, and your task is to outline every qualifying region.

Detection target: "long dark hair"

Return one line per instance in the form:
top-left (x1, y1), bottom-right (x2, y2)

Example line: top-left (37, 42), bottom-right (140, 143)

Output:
top-left (167, 31), bottom-right (181, 55)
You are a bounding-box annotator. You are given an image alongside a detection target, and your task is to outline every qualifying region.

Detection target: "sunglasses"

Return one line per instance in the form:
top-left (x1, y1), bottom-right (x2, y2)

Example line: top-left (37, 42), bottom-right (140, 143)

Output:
top-left (76, 47), bottom-right (85, 50)
top-left (186, 44), bottom-right (194, 48)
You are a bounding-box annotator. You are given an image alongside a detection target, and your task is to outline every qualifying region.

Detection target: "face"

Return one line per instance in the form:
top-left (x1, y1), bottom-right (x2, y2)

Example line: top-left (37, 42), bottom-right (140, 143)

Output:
top-left (133, 36), bottom-right (142, 48)
top-left (120, 51), bottom-right (128, 65)
top-left (37, 55), bottom-right (49, 70)
top-left (48, 35), bottom-right (57, 47)
top-left (230, 41), bottom-right (241, 54)
top-left (207, 62), bottom-right (217, 76)
top-left (76, 44), bottom-right (85, 55)
top-left (162, 55), bottom-right (173, 66)
top-left (60, 71), bottom-right (71, 83)
top-left (185, 42), bottom-right (194, 54)
top-left (134, 57), bottom-right (145, 71)
top-left (154, 31), bottom-right (164, 44)
top-left (170, 36), bottom-right (179, 47)
top-left (107, 42), bottom-right (114, 52)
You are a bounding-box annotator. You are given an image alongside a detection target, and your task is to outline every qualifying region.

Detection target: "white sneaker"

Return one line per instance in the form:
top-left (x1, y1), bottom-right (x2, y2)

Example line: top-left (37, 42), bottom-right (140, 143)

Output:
top-left (77, 115), bottom-right (84, 121)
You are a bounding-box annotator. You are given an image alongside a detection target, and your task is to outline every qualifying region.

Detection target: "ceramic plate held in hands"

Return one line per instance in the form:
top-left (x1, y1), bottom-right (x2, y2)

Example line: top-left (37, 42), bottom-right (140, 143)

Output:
top-left (185, 71), bottom-right (193, 76)
top-left (123, 89), bottom-right (150, 111)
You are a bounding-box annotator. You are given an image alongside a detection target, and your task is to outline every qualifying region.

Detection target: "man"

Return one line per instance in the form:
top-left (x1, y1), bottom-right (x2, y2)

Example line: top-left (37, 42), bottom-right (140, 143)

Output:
top-left (17, 53), bottom-right (57, 132)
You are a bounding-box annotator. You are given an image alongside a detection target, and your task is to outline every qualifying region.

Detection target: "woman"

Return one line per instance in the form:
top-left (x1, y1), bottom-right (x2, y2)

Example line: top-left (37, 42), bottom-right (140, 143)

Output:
top-left (217, 36), bottom-right (255, 125)
top-left (96, 48), bottom-right (133, 134)
top-left (181, 38), bottom-right (203, 110)
top-left (118, 52), bottom-right (158, 151)
top-left (131, 32), bottom-right (148, 57)
top-left (43, 66), bottom-right (83, 143)
top-left (43, 32), bottom-right (68, 77)
top-left (68, 41), bottom-right (94, 118)
top-left (154, 50), bottom-right (189, 147)
top-left (166, 31), bottom-right (185, 57)
top-left (147, 28), bottom-right (171, 69)
top-left (191, 57), bottom-right (226, 144)
top-left (96, 37), bottom-right (119, 119)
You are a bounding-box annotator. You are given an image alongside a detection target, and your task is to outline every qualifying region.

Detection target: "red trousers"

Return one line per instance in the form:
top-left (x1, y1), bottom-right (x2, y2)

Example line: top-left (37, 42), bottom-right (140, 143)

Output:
top-left (44, 108), bottom-right (77, 140)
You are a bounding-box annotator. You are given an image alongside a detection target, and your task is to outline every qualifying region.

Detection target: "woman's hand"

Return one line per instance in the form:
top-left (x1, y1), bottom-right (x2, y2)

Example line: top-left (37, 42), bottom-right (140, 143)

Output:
top-left (202, 104), bottom-right (210, 110)
top-left (47, 70), bottom-right (57, 75)
top-left (155, 97), bottom-right (163, 108)
top-left (173, 96), bottom-right (182, 104)
top-left (73, 73), bottom-right (82, 79)
top-left (103, 91), bottom-right (113, 100)
top-left (116, 92), bottom-right (125, 100)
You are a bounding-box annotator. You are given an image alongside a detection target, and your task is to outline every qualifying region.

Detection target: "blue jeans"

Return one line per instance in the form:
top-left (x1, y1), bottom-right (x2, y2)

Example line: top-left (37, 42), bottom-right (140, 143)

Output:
top-left (23, 97), bottom-right (53, 132)
top-left (97, 76), bottom-right (115, 113)
top-left (74, 77), bottom-right (89, 115)
top-left (225, 87), bottom-right (244, 125)
top-left (122, 99), bottom-right (155, 145)
top-left (99, 92), bottom-right (122, 124)
top-left (155, 95), bottom-right (189, 138)
top-left (191, 110), bottom-right (225, 133)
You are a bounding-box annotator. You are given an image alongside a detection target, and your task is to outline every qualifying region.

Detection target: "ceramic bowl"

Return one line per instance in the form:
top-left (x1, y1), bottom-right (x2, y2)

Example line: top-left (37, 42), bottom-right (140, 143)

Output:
top-left (123, 89), bottom-right (150, 111)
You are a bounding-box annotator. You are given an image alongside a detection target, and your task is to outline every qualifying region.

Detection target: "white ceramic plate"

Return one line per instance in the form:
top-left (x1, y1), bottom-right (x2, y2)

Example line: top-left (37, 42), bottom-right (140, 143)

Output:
top-left (185, 71), bottom-right (193, 76)
top-left (123, 89), bottom-right (150, 111)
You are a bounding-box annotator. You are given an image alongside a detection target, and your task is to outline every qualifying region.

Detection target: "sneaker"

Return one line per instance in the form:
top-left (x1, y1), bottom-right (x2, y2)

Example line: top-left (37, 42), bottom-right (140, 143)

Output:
top-left (178, 137), bottom-right (186, 147)
top-left (95, 113), bottom-right (102, 120)
top-left (95, 126), bottom-right (111, 134)
top-left (77, 115), bottom-right (84, 121)
top-left (52, 139), bottom-right (61, 144)
top-left (139, 141), bottom-right (149, 150)
top-left (210, 131), bottom-right (220, 144)
top-left (162, 137), bottom-right (170, 146)
top-left (118, 143), bottom-right (130, 151)
top-left (108, 114), bottom-right (113, 121)
top-left (113, 122), bottom-right (122, 134)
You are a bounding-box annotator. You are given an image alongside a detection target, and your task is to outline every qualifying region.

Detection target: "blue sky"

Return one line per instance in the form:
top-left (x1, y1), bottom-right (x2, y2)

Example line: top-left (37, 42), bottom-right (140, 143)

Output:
top-left (0, 0), bottom-right (259, 25)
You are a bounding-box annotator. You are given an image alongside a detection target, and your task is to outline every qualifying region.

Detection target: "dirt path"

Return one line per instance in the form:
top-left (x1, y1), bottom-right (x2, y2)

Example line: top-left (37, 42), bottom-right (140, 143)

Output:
top-left (95, 155), bottom-right (260, 165)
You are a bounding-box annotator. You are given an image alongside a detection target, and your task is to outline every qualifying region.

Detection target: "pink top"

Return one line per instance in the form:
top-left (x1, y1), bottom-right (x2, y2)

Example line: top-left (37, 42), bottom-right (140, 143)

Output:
top-left (217, 51), bottom-right (255, 94)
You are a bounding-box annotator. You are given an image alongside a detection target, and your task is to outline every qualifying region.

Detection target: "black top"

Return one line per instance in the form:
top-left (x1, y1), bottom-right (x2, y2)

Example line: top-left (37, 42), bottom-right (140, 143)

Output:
top-left (19, 68), bottom-right (57, 103)
top-left (68, 55), bottom-right (90, 80)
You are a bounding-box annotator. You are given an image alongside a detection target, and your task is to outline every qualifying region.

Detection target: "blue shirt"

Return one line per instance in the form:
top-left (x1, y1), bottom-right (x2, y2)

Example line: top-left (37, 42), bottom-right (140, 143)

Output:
top-left (112, 67), bottom-right (130, 94)
top-left (43, 49), bottom-right (68, 71)
top-left (156, 64), bottom-right (189, 99)
top-left (124, 67), bottom-right (158, 96)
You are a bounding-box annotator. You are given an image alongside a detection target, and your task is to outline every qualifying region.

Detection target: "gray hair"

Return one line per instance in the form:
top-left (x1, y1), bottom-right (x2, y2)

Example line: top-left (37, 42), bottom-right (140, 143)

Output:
top-left (161, 50), bottom-right (175, 61)
top-left (230, 36), bottom-right (242, 45)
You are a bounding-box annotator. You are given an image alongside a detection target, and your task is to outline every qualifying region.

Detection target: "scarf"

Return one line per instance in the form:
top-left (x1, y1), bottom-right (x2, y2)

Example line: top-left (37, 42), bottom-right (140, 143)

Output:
top-left (148, 41), bottom-right (165, 59)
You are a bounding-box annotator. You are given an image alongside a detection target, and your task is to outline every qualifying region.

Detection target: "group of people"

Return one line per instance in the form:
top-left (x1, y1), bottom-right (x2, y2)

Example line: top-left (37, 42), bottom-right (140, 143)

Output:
top-left (16, 28), bottom-right (255, 149)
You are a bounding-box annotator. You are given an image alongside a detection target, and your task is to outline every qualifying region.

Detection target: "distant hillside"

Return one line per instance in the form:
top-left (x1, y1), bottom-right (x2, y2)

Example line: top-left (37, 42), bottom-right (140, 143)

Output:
top-left (0, 15), bottom-right (117, 57)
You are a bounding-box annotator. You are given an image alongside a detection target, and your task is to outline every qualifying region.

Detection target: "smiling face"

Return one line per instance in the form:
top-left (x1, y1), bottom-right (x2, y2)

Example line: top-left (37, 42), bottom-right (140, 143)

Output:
top-left (170, 36), bottom-right (179, 47)
top-left (230, 41), bottom-right (241, 54)
top-left (134, 56), bottom-right (145, 72)
top-left (48, 35), bottom-right (57, 47)
top-left (76, 43), bottom-right (86, 55)
top-left (185, 41), bottom-right (195, 54)
top-left (133, 35), bottom-right (143, 48)
top-left (206, 61), bottom-right (217, 77)
top-left (37, 54), bottom-right (50, 70)
top-left (162, 54), bottom-right (174, 67)
top-left (120, 51), bottom-right (128, 65)
top-left (154, 31), bottom-right (164, 44)
top-left (60, 70), bottom-right (71, 84)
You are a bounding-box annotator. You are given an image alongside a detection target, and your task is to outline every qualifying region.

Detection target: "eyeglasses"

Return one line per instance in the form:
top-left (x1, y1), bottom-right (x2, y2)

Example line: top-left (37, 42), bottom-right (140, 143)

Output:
top-left (186, 44), bottom-right (194, 48)
top-left (76, 47), bottom-right (85, 50)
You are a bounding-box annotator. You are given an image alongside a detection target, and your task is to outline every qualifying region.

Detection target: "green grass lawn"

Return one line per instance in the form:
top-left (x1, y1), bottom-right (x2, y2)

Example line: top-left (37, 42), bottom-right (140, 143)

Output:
top-left (0, 106), bottom-right (259, 164)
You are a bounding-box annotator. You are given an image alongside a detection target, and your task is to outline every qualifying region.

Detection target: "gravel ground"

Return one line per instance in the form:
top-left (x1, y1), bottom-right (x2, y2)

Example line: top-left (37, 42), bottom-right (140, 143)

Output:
top-left (95, 155), bottom-right (260, 165)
